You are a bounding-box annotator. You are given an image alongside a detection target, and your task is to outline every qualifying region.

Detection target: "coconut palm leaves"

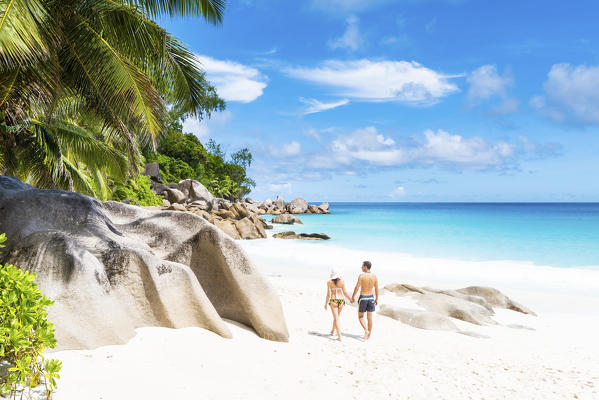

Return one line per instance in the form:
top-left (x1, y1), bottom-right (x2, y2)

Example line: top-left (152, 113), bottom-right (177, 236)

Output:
top-left (134, 0), bottom-right (225, 22)
top-left (0, 0), bottom-right (225, 194)
top-left (0, 0), bottom-right (50, 68)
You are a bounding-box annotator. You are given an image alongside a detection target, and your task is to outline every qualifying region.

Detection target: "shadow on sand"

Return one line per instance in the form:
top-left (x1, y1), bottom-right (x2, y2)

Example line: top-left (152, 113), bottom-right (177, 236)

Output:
top-left (308, 331), bottom-right (365, 341)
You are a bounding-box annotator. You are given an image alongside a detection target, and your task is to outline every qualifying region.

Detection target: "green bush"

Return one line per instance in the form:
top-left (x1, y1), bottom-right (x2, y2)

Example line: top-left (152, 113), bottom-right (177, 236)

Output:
top-left (153, 153), bottom-right (196, 185)
top-left (142, 117), bottom-right (255, 200)
top-left (0, 234), bottom-right (62, 399)
top-left (112, 174), bottom-right (163, 206)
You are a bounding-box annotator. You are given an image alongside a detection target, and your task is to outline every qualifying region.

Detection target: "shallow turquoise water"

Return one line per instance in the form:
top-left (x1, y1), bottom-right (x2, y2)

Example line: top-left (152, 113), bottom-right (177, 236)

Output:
top-left (268, 203), bottom-right (599, 268)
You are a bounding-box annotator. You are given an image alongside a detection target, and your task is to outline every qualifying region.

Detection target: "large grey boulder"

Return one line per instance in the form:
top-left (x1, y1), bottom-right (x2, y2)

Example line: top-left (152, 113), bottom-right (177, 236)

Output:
top-left (379, 283), bottom-right (535, 334)
top-left (378, 306), bottom-right (459, 331)
top-left (142, 162), bottom-right (162, 183)
top-left (271, 214), bottom-right (302, 225)
top-left (457, 286), bottom-right (537, 315)
top-left (286, 197), bottom-right (309, 214)
top-left (245, 203), bottom-right (262, 215)
top-left (234, 217), bottom-right (266, 240)
top-left (274, 195), bottom-right (285, 211)
top-left (168, 203), bottom-right (187, 212)
top-left (188, 200), bottom-right (210, 211)
top-left (178, 179), bottom-right (214, 205)
top-left (231, 203), bottom-right (249, 219)
top-left (214, 219), bottom-right (241, 240)
top-left (165, 188), bottom-right (186, 204)
top-left (249, 215), bottom-right (267, 238)
top-left (307, 204), bottom-right (319, 214)
top-left (0, 176), bottom-right (289, 350)
top-left (151, 182), bottom-right (169, 196)
top-left (267, 207), bottom-right (281, 215)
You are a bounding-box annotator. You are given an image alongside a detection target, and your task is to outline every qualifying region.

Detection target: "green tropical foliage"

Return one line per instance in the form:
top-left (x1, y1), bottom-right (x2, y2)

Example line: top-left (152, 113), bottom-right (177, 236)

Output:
top-left (0, 0), bottom-right (225, 197)
top-left (112, 174), bottom-right (163, 206)
top-left (0, 234), bottom-right (62, 399)
top-left (144, 112), bottom-right (255, 199)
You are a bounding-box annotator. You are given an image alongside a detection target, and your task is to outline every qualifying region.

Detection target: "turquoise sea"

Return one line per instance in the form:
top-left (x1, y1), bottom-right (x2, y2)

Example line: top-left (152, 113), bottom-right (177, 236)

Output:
top-left (268, 203), bottom-right (599, 268)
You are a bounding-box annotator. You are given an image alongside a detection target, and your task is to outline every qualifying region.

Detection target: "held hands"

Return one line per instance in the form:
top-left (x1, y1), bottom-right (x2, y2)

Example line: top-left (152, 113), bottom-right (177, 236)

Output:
top-left (350, 297), bottom-right (355, 304)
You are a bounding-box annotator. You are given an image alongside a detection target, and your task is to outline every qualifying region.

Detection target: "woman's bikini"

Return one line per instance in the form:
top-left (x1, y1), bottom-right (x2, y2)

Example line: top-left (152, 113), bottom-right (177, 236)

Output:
top-left (328, 283), bottom-right (345, 307)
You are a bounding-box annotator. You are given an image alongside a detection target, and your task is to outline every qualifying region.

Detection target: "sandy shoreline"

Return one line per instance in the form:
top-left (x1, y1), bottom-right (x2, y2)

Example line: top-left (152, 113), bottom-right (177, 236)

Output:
top-left (50, 238), bottom-right (599, 399)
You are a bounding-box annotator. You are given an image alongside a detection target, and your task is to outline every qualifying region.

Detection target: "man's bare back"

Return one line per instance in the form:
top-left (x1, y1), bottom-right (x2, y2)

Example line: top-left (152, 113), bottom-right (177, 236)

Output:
top-left (356, 272), bottom-right (378, 296)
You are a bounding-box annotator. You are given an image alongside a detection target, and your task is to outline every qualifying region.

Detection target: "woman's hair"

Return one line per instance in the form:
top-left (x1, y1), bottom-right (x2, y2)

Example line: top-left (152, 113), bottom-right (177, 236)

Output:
top-left (332, 278), bottom-right (340, 285)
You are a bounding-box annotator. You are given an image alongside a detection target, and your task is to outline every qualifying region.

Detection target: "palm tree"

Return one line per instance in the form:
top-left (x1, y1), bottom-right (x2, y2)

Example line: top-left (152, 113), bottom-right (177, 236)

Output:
top-left (0, 0), bottom-right (225, 193)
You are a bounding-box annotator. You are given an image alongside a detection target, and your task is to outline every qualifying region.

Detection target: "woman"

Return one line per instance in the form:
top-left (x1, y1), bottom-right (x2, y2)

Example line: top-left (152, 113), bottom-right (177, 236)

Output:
top-left (324, 270), bottom-right (352, 341)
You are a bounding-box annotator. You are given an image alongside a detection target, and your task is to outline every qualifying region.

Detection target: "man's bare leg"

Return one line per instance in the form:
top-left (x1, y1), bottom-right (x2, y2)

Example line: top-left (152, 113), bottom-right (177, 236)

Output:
top-left (366, 312), bottom-right (373, 339)
top-left (358, 312), bottom-right (368, 339)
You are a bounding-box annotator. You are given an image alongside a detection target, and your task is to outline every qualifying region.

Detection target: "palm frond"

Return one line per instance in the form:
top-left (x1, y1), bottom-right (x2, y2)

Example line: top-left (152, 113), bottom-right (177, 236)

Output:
top-left (61, 156), bottom-right (96, 196)
top-left (86, 2), bottom-right (223, 118)
top-left (29, 118), bottom-right (129, 180)
top-left (131, 0), bottom-right (225, 24)
top-left (65, 16), bottom-right (165, 138)
top-left (89, 167), bottom-right (111, 200)
top-left (0, 0), bottom-right (51, 69)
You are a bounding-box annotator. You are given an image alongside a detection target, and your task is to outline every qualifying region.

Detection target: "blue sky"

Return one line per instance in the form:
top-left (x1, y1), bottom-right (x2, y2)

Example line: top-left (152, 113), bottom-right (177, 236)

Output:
top-left (159, 0), bottom-right (599, 202)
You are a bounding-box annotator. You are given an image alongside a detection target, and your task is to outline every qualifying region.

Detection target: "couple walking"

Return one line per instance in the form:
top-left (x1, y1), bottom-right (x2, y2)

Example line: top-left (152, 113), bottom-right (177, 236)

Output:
top-left (324, 261), bottom-right (379, 341)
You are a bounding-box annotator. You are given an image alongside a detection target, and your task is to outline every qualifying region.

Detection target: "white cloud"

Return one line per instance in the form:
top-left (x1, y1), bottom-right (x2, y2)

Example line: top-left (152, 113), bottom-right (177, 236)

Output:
top-left (182, 117), bottom-right (210, 139)
top-left (416, 129), bottom-right (515, 166)
top-left (300, 97), bottom-right (350, 114)
top-left (489, 98), bottom-right (520, 115)
top-left (268, 182), bottom-right (292, 192)
top-left (286, 59), bottom-right (459, 104)
top-left (389, 186), bottom-right (407, 199)
top-left (466, 65), bottom-right (513, 104)
top-left (195, 55), bottom-right (267, 103)
top-left (270, 141), bottom-right (302, 157)
top-left (304, 127), bottom-right (321, 141)
top-left (328, 16), bottom-right (363, 51)
top-left (380, 34), bottom-right (411, 47)
top-left (532, 63), bottom-right (599, 124)
top-left (316, 126), bottom-right (518, 170)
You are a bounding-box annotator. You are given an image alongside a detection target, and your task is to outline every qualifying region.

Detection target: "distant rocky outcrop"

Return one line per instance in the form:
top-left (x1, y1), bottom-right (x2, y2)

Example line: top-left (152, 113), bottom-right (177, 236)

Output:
top-left (378, 283), bottom-right (535, 336)
top-left (286, 197), bottom-right (309, 214)
top-left (273, 231), bottom-right (331, 240)
top-left (140, 164), bottom-right (331, 240)
top-left (271, 214), bottom-right (303, 225)
top-left (0, 176), bottom-right (289, 350)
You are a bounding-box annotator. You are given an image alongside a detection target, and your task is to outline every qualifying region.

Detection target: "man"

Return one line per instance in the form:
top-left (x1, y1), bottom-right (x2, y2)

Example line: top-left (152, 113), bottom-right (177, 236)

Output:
top-left (351, 261), bottom-right (379, 340)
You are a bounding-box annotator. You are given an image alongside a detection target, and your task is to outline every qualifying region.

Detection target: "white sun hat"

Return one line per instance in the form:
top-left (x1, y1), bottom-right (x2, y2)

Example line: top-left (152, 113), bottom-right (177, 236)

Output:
top-left (330, 270), bottom-right (340, 280)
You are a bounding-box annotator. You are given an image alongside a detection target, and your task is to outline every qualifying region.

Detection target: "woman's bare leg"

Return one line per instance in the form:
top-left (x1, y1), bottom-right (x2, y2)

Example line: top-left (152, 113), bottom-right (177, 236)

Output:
top-left (330, 304), bottom-right (344, 334)
top-left (330, 305), bottom-right (342, 341)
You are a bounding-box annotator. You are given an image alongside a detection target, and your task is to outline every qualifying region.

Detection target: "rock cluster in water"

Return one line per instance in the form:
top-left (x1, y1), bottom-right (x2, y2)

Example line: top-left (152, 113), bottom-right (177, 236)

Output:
top-left (272, 231), bottom-right (331, 240)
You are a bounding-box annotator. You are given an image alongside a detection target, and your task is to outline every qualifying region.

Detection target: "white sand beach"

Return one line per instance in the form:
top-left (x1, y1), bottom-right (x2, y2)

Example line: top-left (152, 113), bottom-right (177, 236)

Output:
top-left (50, 239), bottom-right (599, 400)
